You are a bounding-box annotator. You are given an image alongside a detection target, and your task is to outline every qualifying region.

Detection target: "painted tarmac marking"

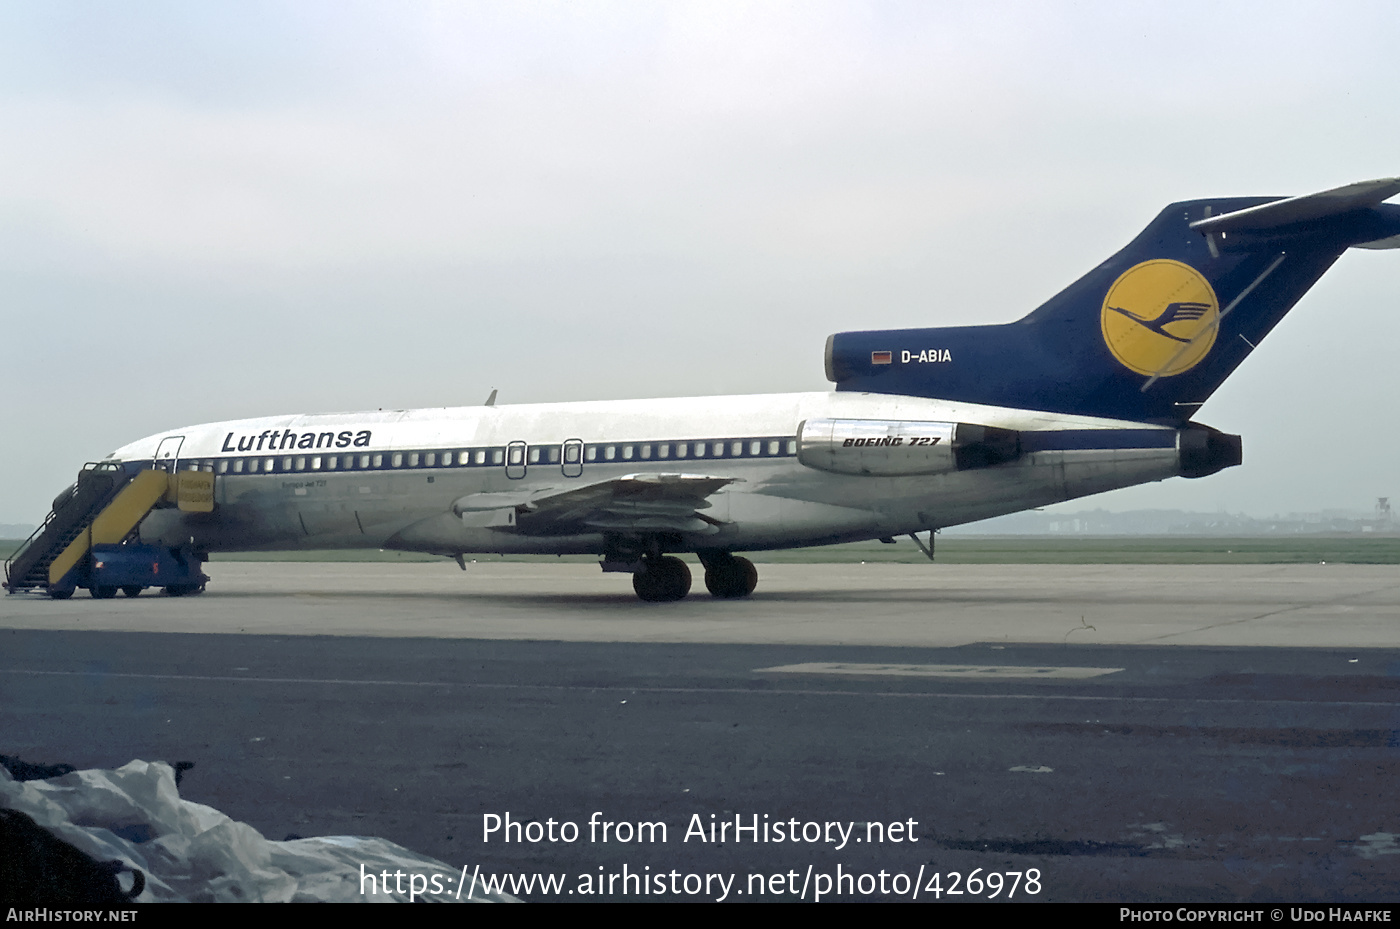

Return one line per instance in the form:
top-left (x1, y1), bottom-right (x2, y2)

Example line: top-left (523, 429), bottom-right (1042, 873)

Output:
top-left (756, 662), bottom-right (1123, 679)
top-left (2, 668), bottom-right (1398, 708)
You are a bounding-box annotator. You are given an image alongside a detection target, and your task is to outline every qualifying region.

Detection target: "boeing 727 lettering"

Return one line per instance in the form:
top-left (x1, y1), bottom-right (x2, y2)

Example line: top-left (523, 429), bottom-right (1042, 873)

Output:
top-left (7, 178), bottom-right (1399, 601)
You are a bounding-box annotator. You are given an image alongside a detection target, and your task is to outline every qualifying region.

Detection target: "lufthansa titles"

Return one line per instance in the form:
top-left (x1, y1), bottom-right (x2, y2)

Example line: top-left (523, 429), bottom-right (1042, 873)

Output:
top-left (222, 429), bottom-right (373, 453)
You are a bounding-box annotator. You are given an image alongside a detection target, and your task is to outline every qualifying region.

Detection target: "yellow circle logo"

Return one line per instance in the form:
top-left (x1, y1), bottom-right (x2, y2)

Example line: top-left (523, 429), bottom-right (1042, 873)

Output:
top-left (1100, 260), bottom-right (1220, 377)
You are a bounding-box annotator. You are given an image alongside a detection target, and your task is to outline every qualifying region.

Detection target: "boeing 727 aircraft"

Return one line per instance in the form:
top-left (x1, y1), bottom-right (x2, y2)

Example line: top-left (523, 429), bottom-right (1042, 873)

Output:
top-left (8, 178), bottom-right (1400, 601)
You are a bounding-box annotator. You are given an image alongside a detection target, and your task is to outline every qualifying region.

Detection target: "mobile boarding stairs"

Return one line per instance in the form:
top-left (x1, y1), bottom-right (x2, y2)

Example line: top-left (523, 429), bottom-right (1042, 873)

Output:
top-left (3, 463), bottom-right (212, 599)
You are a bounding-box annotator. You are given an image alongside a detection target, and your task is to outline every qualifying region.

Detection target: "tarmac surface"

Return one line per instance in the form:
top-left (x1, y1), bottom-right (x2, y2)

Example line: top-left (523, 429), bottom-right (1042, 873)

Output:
top-left (3, 562), bottom-right (1399, 902)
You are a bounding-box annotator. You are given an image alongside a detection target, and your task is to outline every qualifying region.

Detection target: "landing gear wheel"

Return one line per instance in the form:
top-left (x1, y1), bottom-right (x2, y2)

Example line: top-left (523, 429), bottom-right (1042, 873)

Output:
top-left (632, 556), bottom-right (692, 602)
top-left (91, 586), bottom-right (117, 599)
top-left (121, 586), bottom-right (143, 598)
top-left (703, 555), bottom-right (758, 599)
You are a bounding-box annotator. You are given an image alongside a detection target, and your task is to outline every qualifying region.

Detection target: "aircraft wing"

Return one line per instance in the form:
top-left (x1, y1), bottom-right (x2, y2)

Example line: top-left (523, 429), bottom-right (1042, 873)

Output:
top-left (453, 473), bottom-right (742, 535)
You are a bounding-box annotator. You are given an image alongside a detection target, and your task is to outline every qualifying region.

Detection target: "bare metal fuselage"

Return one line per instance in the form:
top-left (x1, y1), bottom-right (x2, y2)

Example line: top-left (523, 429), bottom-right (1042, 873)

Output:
top-left (114, 391), bottom-right (1186, 558)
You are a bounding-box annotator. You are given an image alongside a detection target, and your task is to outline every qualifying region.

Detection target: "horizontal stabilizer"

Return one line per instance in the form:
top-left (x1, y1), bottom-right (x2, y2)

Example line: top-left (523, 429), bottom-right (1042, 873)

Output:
top-left (1190, 177), bottom-right (1400, 234)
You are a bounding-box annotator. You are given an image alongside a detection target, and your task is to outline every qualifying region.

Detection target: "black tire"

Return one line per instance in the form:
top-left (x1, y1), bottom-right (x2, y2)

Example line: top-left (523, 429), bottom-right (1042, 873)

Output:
top-left (704, 555), bottom-right (758, 598)
top-left (49, 588), bottom-right (74, 601)
top-left (122, 586), bottom-right (143, 598)
top-left (633, 556), bottom-right (692, 602)
top-left (164, 584), bottom-right (191, 597)
top-left (91, 586), bottom-right (118, 600)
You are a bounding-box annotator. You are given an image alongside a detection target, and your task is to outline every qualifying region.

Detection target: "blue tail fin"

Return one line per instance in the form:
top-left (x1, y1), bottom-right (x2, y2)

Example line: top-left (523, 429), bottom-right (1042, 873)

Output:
top-left (825, 178), bottom-right (1400, 424)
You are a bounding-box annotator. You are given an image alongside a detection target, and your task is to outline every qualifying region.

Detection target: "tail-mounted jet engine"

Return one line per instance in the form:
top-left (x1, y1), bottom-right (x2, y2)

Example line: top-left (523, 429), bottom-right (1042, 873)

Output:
top-left (797, 419), bottom-right (1021, 476)
top-left (1178, 424), bottom-right (1243, 478)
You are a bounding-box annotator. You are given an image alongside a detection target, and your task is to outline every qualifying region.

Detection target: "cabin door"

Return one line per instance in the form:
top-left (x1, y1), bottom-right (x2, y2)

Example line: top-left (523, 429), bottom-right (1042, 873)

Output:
top-left (562, 439), bottom-right (583, 478)
top-left (505, 440), bottom-right (527, 480)
top-left (154, 436), bottom-right (184, 471)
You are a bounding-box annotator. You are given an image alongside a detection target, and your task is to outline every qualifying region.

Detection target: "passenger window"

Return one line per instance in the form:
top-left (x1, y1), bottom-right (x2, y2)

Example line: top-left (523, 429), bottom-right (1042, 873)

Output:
top-left (732, 441), bottom-right (743, 456)
top-left (232, 460), bottom-right (243, 473)
top-left (295, 457), bottom-right (306, 470)
top-left (373, 454), bottom-right (383, 467)
top-left (390, 453), bottom-right (401, 467)
top-left (659, 444), bottom-right (670, 458)
top-left (475, 450), bottom-right (487, 465)
top-left (361, 454), bottom-right (371, 468)
top-left (641, 444), bottom-right (651, 459)
top-left (622, 445), bottom-right (634, 460)
top-left (425, 452), bottom-right (436, 467)
top-left (492, 449), bottom-right (504, 465)
top-left (749, 441), bottom-right (760, 456)
top-left (248, 459), bottom-right (258, 473)
top-left (218, 460), bottom-right (229, 474)
top-left (327, 457), bottom-right (337, 470)
top-left (605, 446), bottom-right (616, 461)
top-left (409, 453), bottom-right (420, 467)
top-left (713, 442), bottom-right (725, 457)
top-left (311, 457), bottom-right (322, 470)
top-left (768, 440), bottom-right (779, 455)
top-left (586, 446), bottom-right (598, 462)
top-left (548, 446), bottom-right (560, 463)
top-left (565, 445), bottom-right (580, 463)
top-left (529, 447), bottom-right (541, 464)
top-left (267, 458), bottom-right (276, 471)
top-left (676, 443), bottom-right (688, 458)
top-left (508, 446), bottom-right (523, 465)
top-left (786, 440), bottom-right (797, 455)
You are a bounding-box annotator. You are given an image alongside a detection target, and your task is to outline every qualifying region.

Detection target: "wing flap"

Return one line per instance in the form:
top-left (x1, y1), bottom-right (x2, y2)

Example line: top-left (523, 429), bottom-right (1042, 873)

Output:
top-left (453, 472), bottom-right (742, 535)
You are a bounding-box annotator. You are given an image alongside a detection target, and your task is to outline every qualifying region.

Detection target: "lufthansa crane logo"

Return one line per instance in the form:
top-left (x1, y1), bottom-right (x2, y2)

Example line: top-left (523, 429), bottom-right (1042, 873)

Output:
top-left (1100, 260), bottom-right (1220, 378)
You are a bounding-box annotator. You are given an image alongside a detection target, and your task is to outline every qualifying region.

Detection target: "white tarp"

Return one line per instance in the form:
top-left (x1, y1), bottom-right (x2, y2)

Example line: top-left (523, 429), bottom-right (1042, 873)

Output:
top-left (1, 759), bottom-right (516, 902)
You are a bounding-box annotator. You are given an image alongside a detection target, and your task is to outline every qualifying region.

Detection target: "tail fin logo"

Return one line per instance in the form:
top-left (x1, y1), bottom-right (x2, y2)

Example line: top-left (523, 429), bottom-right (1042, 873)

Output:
top-left (1100, 259), bottom-right (1220, 377)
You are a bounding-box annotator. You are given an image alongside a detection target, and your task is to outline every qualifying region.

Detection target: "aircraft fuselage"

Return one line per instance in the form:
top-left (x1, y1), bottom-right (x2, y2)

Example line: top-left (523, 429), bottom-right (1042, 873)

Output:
top-left (116, 390), bottom-right (1189, 558)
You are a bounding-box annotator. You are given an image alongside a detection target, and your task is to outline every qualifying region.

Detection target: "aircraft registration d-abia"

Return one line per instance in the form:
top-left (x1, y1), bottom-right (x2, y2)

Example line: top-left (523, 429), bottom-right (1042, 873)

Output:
top-left (7, 178), bottom-right (1399, 601)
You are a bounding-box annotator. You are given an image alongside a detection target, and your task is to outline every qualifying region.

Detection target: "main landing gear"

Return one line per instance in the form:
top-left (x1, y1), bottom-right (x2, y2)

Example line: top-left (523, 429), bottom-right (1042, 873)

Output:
top-left (606, 536), bottom-right (759, 603)
top-left (699, 551), bottom-right (758, 599)
top-left (628, 552), bottom-right (759, 602)
top-left (632, 556), bottom-right (691, 602)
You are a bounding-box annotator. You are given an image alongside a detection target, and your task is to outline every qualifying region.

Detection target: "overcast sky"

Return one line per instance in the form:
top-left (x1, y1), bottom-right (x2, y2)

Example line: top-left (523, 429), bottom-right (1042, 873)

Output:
top-left (2, 1), bottom-right (1397, 527)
